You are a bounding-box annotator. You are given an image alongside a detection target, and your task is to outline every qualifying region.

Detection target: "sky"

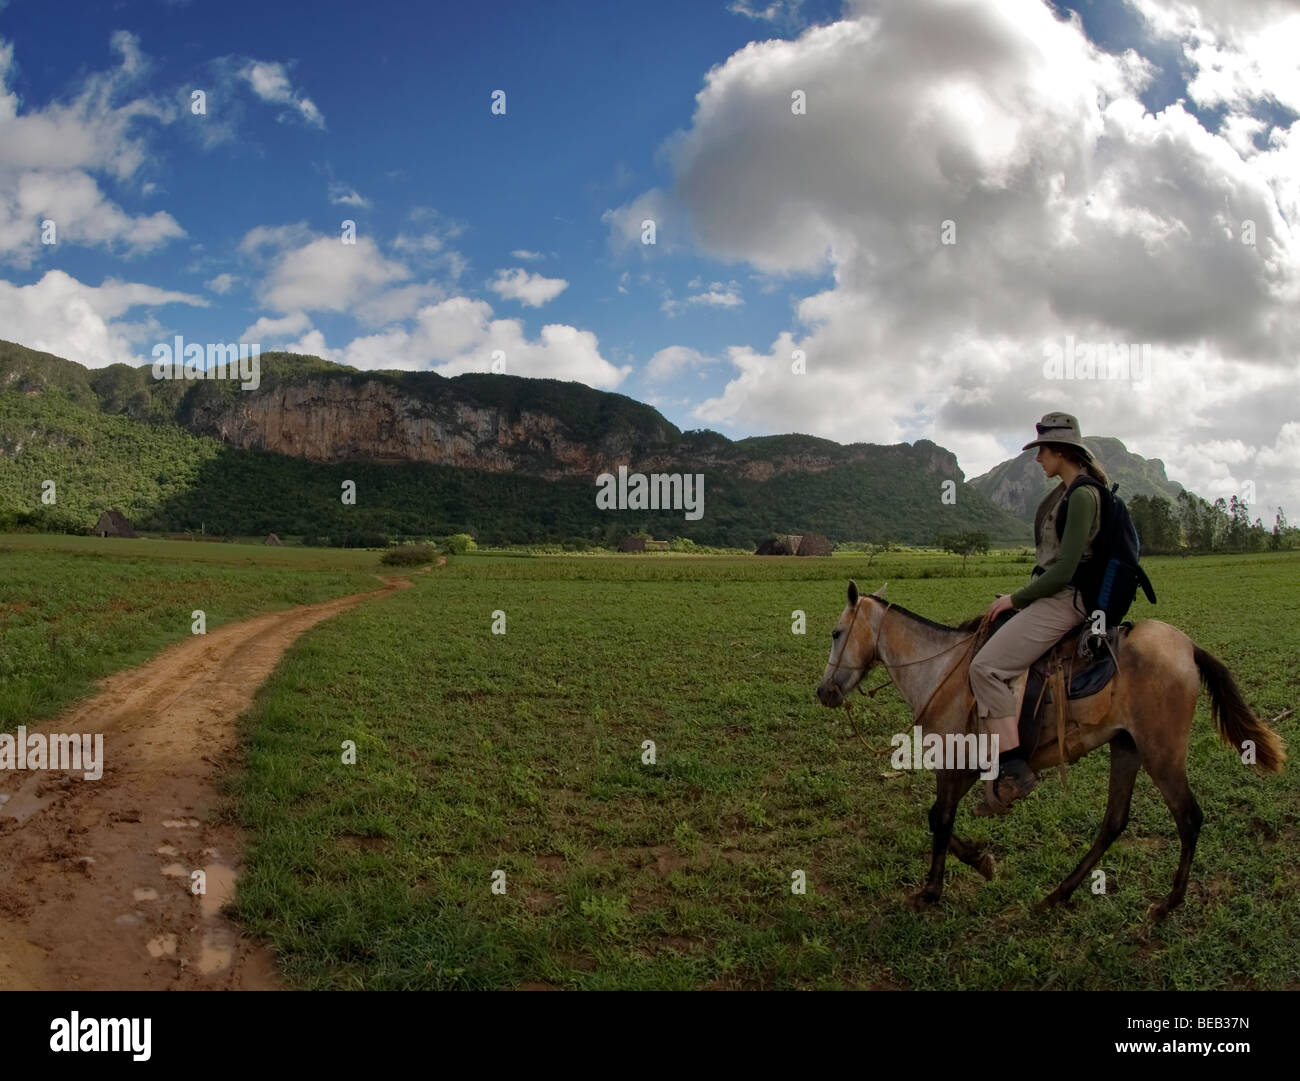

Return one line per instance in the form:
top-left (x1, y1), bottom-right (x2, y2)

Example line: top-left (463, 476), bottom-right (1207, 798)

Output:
top-left (1, 0), bottom-right (1298, 518)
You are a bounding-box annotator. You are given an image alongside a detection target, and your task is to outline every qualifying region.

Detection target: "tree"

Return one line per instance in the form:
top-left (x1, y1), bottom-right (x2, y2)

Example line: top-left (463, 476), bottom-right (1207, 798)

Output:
top-left (1128, 494), bottom-right (1182, 555)
top-left (1274, 507), bottom-right (1289, 552)
top-left (937, 530), bottom-right (990, 573)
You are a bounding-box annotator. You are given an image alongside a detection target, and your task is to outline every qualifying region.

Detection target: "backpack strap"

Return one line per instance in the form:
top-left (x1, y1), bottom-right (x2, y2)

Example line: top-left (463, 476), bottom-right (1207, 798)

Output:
top-left (1054, 474), bottom-right (1108, 543)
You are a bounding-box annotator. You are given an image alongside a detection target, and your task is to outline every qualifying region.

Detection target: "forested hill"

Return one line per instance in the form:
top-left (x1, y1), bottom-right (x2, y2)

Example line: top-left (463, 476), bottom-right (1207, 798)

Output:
top-left (0, 339), bottom-right (1029, 546)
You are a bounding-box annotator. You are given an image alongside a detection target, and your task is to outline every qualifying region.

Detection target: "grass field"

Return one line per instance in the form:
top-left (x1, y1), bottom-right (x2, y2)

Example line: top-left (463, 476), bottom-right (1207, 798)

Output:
top-left (211, 547), bottom-right (1299, 990)
top-left (0, 534), bottom-right (380, 726)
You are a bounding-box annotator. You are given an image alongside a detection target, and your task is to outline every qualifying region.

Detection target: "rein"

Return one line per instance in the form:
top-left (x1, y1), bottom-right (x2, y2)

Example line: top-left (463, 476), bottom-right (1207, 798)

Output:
top-left (830, 599), bottom-right (994, 744)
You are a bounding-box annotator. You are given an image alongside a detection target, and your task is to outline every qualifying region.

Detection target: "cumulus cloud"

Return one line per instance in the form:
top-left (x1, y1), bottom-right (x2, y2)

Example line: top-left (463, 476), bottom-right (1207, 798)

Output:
top-left (489, 267), bottom-right (569, 307)
top-left (610, 0), bottom-right (1300, 514)
top-left (0, 34), bottom-right (183, 266)
top-left (205, 273), bottom-right (237, 294)
top-left (240, 310), bottom-right (312, 342)
top-left (0, 270), bottom-right (205, 367)
top-left (662, 279), bottom-right (744, 315)
top-left (239, 60), bottom-right (325, 128)
top-left (727, 0), bottom-right (807, 27)
top-left (644, 345), bottom-right (719, 382)
top-left (329, 182), bottom-right (370, 208)
top-left (289, 295), bottom-right (630, 388)
top-left (255, 234), bottom-right (411, 315)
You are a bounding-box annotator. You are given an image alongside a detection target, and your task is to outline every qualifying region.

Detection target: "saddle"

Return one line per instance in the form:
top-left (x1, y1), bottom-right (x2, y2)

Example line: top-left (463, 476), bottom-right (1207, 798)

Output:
top-left (987, 610), bottom-right (1132, 770)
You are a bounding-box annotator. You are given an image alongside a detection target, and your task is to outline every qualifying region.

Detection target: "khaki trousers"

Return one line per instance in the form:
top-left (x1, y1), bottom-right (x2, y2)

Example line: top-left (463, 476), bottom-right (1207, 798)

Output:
top-left (969, 586), bottom-right (1087, 751)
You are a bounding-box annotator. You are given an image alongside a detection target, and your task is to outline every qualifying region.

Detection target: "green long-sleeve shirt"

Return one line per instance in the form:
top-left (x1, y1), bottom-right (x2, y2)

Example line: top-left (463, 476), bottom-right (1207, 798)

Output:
top-left (1010, 484), bottom-right (1099, 609)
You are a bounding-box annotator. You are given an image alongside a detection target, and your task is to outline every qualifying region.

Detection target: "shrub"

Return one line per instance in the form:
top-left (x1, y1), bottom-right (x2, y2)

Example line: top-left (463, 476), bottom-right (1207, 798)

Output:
top-left (381, 543), bottom-right (440, 566)
top-left (442, 532), bottom-right (477, 554)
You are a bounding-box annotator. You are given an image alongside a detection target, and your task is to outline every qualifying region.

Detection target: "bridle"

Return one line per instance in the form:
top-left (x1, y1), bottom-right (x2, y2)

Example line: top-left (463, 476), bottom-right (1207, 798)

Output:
top-left (826, 598), bottom-right (993, 737)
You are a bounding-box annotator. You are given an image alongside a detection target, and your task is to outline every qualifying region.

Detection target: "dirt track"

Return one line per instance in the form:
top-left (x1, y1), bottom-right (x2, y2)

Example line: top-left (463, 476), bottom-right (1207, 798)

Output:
top-left (0, 577), bottom-right (408, 990)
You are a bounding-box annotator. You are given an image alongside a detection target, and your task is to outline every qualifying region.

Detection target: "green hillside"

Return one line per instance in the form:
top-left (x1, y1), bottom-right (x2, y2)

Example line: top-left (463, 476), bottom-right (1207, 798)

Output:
top-left (0, 339), bottom-right (1028, 547)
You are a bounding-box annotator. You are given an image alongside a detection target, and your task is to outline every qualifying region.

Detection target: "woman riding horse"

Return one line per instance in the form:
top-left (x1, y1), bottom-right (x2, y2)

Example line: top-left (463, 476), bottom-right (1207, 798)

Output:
top-left (970, 411), bottom-right (1109, 816)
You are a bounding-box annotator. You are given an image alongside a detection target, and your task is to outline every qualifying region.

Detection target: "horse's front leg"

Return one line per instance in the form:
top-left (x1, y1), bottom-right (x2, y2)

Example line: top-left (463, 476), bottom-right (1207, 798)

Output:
top-left (909, 770), bottom-right (977, 906)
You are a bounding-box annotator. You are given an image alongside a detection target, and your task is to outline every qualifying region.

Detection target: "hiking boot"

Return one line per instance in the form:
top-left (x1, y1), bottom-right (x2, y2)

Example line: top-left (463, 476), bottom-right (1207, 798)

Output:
top-left (973, 759), bottom-right (1038, 817)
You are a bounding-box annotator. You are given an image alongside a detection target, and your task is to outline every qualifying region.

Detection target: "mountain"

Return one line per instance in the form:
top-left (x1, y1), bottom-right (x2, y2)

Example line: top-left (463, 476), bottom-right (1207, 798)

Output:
top-left (1, 339), bottom-right (1029, 546)
top-left (969, 436), bottom-right (1185, 522)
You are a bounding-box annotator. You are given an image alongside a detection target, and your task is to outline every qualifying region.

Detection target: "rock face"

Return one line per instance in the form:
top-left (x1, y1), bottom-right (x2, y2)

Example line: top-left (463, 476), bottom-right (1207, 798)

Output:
top-left (970, 436), bottom-right (1185, 521)
top-left (182, 371), bottom-right (971, 485)
top-left (185, 378), bottom-right (645, 480)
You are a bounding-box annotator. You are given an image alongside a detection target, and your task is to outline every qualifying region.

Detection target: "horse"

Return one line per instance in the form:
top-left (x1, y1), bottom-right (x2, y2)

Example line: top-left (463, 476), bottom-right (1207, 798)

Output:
top-left (814, 580), bottom-right (1286, 920)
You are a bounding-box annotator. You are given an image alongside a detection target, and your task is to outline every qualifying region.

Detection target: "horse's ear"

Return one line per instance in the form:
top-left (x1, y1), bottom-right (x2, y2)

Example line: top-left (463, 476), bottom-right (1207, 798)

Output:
top-left (872, 582), bottom-right (888, 598)
top-left (847, 580), bottom-right (859, 606)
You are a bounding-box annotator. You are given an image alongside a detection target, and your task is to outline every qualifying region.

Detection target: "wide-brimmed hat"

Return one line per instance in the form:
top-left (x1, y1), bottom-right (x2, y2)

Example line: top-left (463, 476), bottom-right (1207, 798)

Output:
top-left (1021, 412), bottom-right (1095, 461)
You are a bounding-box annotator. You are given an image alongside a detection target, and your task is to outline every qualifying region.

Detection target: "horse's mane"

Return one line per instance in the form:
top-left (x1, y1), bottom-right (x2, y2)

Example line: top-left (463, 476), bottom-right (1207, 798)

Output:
top-left (867, 596), bottom-right (987, 636)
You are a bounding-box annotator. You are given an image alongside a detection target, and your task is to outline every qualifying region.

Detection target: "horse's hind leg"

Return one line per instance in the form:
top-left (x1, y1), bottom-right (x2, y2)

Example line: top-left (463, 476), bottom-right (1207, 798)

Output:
top-left (910, 771), bottom-right (978, 905)
top-left (949, 832), bottom-right (996, 880)
top-left (1145, 761), bottom-right (1203, 922)
top-left (1037, 732), bottom-right (1141, 911)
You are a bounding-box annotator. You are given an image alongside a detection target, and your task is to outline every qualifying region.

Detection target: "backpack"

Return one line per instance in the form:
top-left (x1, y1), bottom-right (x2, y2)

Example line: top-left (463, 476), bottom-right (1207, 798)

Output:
top-left (1055, 475), bottom-right (1157, 629)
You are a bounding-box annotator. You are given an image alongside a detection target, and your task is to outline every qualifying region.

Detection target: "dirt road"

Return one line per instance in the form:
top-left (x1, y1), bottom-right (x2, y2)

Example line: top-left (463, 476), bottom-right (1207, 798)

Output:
top-left (0, 577), bottom-right (408, 990)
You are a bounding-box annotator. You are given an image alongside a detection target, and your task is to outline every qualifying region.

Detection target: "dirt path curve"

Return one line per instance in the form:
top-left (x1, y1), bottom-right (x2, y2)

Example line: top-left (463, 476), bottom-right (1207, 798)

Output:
top-left (0, 576), bottom-right (411, 990)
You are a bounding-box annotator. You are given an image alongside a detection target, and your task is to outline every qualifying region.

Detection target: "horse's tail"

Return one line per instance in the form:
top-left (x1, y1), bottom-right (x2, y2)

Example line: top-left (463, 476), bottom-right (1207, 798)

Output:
top-left (1193, 645), bottom-right (1286, 774)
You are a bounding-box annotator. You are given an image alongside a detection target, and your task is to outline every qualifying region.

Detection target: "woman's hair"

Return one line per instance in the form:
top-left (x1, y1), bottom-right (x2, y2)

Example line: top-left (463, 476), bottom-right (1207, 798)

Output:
top-left (1047, 442), bottom-right (1110, 488)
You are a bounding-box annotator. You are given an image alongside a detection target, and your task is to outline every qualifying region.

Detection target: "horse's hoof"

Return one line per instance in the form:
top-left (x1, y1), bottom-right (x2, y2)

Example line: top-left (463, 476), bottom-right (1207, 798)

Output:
top-left (906, 887), bottom-right (940, 909)
top-left (1147, 899), bottom-right (1171, 923)
top-left (976, 852), bottom-right (996, 881)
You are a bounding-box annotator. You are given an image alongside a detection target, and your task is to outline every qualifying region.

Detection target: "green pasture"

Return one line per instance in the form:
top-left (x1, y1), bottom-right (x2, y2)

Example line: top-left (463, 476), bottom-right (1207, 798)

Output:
top-left (2, 538), bottom-right (1295, 988)
top-left (221, 548), bottom-right (1299, 990)
top-left (0, 533), bottom-right (380, 726)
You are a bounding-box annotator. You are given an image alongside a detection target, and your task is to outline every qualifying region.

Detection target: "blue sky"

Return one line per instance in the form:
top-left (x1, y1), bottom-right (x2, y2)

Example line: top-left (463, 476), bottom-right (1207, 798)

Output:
top-left (1, 0), bottom-right (1298, 515)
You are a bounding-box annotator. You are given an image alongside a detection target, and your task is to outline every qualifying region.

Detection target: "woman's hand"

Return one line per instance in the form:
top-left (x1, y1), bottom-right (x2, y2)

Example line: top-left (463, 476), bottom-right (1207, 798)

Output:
top-left (986, 594), bottom-right (1015, 620)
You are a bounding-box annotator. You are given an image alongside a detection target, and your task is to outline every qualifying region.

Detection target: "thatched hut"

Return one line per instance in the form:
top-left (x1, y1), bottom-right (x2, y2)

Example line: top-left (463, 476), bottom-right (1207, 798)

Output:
top-left (264, 533), bottom-right (283, 546)
top-left (755, 534), bottom-right (796, 556)
top-left (94, 509), bottom-right (135, 538)
top-left (618, 536), bottom-right (646, 553)
top-left (796, 533), bottom-right (833, 556)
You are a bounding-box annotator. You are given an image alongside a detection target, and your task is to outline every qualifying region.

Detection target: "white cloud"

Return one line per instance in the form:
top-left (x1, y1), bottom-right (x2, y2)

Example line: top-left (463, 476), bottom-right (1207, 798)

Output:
top-left (0, 34), bottom-right (183, 266)
top-left (489, 267), bottom-right (569, 307)
top-left (511, 249), bottom-right (543, 260)
top-left (239, 60), bottom-right (324, 128)
top-left (237, 221), bottom-right (312, 255)
top-left (663, 279), bottom-right (744, 314)
top-left (601, 187), bottom-right (676, 252)
top-left (256, 235), bottom-right (411, 315)
top-left (612, 0), bottom-right (1300, 515)
top-left (0, 269), bottom-right (205, 368)
top-left (292, 295), bottom-right (630, 389)
top-left (240, 310), bottom-right (311, 342)
top-left (204, 273), bottom-right (237, 294)
top-left (727, 0), bottom-right (806, 26)
top-left (645, 345), bottom-right (718, 382)
top-left (329, 182), bottom-right (370, 208)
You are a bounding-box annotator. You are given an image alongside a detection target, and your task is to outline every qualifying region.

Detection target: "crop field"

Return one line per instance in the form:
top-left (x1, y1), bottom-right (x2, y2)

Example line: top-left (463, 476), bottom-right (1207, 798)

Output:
top-left (213, 547), bottom-right (1298, 990)
top-left (3, 538), bottom-right (1296, 989)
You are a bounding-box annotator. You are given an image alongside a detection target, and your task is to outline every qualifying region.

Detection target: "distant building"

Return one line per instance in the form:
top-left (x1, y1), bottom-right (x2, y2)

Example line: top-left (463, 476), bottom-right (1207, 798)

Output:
top-left (264, 533), bottom-right (283, 546)
top-left (756, 532), bottom-right (832, 556)
top-left (93, 509), bottom-right (135, 538)
top-left (644, 539), bottom-right (670, 551)
top-left (618, 536), bottom-right (646, 552)
top-left (796, 533), bottom-right (833, 556)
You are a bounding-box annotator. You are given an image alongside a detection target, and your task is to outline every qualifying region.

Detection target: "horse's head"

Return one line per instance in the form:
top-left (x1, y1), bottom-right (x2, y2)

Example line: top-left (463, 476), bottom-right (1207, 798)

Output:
top-left (815, 579), bottom-right (886, 707)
